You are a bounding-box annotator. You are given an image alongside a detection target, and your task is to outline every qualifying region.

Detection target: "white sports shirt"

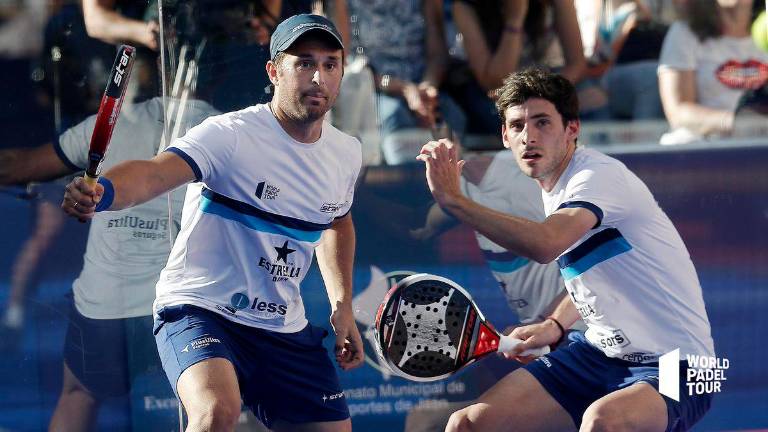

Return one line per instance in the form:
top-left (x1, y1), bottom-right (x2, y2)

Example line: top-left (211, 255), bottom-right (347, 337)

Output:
top-left (56, 97), bottom-right (217, 319)
top-left (155, 104), bottom-right (362, 333)
top-left (461, 151), bottom-right (565, 324)
top-left (658, 21), bottom-right (768, 113)
top-left (543, 147), bottom-right (714, 361)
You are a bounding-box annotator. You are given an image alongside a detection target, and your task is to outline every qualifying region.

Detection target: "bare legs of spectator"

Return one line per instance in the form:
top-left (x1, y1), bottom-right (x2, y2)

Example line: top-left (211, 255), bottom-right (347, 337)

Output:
top-left (48, 363), bottom-right (99, 432)
top-left (2, 200), bottom-right (64, 333)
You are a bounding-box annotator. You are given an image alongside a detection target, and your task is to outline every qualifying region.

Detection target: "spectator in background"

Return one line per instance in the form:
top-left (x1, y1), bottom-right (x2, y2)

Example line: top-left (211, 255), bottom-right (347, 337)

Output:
top-left (348, 0), bottom-right (467, 164)
top-left (450, 0), bottom-right (586, 132)
top-left (658, 0), bottom-right (768, 144)
top-left (82, 1), bottom-right (332, 113)
top-left (575, 0), bottom-right (667, 121)
top-left (82, 0), bottom-right (159, 51)
top-left (81, 0), bottom-right (161, 103)
top-left (0, 0), bottom-right (59, 348)
top-left (597, 0), bottom-right (668, 120)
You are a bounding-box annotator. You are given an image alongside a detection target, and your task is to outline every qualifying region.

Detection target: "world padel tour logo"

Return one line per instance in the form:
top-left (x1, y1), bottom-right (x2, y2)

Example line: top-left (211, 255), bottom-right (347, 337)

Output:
top-left (255, 181), bottom-right (280, 200)
top-left (659, 349), bottom-right (729, 401)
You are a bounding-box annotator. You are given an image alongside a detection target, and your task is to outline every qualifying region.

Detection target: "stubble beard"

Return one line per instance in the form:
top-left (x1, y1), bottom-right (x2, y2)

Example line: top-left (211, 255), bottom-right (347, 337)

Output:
top-left (283, 93), bottom-right (336, 124)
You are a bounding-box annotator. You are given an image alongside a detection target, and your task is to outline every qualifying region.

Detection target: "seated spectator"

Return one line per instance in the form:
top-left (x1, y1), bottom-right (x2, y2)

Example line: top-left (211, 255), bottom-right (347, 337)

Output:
top-left (347, 0), bottom-right (467, 164)
top-left (580, 0), bottom-right (668, 120)
top-left (449, 0), bottom-right (586, 131)
top-left (657, 0), bottom-right (768, 144)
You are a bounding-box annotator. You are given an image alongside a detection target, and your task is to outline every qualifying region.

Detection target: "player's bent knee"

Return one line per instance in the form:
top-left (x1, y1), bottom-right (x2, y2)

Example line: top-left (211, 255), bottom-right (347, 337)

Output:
top-left (446, 407), bottom-right (475, 432)
top-left (187, 400), bottom-right (240, 432)
top-left (581, 403), bottom-right (636, 432)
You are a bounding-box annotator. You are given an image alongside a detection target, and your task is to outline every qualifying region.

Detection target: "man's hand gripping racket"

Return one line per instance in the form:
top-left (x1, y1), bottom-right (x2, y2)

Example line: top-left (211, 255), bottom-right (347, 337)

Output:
top-left (373, 273), bottom-right (549, 382)
top-left (62, 45), bottom-right (135, 221)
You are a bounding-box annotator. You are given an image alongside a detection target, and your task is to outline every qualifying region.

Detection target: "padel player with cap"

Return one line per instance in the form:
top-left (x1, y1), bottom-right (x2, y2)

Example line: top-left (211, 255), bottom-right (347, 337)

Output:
top-left (417, 68), bottom-right (714, 431)
top-left (61, 14), bottom-right (364, 432)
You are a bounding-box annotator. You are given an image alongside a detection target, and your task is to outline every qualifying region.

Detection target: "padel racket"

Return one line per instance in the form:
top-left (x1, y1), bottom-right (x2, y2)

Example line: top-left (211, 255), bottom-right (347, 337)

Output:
top-left (374, 273), bottom-right (549, 382)
top-left (84, 44), bottom-right (136, 185)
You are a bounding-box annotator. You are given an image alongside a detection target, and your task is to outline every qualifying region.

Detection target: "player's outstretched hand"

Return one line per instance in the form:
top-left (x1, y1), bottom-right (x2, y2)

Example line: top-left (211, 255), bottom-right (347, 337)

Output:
top-left (62, 177), bottom-right (103, 223)
top-left (416, 139), bottom-right (465, 209)
top-left (330, 305), bottom-right (365, 370)
top-left (505, 320), bottom-right (561, 364)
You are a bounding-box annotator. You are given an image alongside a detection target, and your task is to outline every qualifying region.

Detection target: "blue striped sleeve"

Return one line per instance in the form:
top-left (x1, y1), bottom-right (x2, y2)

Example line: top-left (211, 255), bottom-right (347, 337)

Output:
top-left (165, 147), bottom-right (202, 182)
top-left (557, 201), bottom-right (603, 229)
top-left (52, 136), bottom-right (84, 172)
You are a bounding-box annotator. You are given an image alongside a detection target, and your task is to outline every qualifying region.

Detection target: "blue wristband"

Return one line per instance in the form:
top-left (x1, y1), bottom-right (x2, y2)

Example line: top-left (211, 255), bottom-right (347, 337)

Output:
top-left (95, 177), bottom-right (114, 212)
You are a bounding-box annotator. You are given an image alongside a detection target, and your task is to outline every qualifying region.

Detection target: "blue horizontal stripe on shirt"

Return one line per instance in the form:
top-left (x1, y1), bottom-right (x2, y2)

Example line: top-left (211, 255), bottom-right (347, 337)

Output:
top-left (200, 188), bottom-right (329, 242)
top-left (487, 257), bottom-right (530, 273)
top-left (557, 228), bottom-right (632, 280)
top-left (482, 249), bottom-right (529, 273)
top-left (481, 249), bottom-right (521, 262)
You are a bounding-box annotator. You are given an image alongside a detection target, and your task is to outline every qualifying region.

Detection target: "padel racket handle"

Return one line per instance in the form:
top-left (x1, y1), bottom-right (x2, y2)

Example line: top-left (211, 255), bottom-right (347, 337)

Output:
top-left (498, 334), bottom-right (550, 357)
top-left (83, 173), bottom-right (99, 186)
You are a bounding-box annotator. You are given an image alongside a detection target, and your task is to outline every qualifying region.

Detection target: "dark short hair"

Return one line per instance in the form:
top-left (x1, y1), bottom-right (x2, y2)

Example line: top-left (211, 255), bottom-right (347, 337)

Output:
top-left (495, 68), bottom-right (579, 126)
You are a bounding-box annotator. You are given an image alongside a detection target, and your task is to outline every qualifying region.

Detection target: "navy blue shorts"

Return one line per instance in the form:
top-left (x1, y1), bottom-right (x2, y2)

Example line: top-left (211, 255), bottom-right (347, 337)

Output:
top-left (525, 332), bottom-right (712, 431)
top-left (153, 304), bottom-right (349, 428)
top-left (64, 302), bottom-right (161, 398)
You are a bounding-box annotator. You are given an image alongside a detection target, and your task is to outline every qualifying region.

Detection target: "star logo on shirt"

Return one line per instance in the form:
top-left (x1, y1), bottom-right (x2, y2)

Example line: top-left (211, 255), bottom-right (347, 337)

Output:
top-left (274, 241), bottom-right (296, 263)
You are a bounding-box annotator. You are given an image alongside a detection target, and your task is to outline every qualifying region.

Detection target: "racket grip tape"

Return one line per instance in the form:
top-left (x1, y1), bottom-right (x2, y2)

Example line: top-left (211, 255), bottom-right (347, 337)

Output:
top-left (498, 334), bottom-right (551, 357)
top-left (83, 173), bottom-right (99, 186)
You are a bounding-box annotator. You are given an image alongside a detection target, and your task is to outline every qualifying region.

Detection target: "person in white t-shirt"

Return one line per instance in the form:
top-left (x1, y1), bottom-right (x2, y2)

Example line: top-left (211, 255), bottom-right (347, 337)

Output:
top-left (412, 150), bottom-right (574, 326)
top-left (406, 149), bottom-right (584, 432)
top-left (61, 14), bottom-right (364, 432)
top-left (418, 68), bottom-right (714, 431)
top-left (657, 0), bottom-right (768, 144)
top-left (0, 95), bottom-right (216, 431)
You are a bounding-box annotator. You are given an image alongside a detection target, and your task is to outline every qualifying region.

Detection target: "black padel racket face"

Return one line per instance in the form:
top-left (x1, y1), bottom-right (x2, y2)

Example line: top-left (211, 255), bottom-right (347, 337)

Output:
top-left (374, 274), bottom-right (498, 381)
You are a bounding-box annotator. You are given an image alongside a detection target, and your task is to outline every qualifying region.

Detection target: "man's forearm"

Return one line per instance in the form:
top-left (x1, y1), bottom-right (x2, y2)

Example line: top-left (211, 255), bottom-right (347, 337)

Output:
top-left (316, 215), bottom-right (356, 309)
top-left (0, 145), bottom-right (72, 185)
top-left (442, 195), bottom-right (556, 263)
top-left (549, 294), bottom-right (581, 329)
top-left (99, 152), bottom-right (194, 211)
top-left (423, 0), bottom-right (447, 86)
top-left (669, 103), bottom-right (734, 136)
top-left (83, 0), bottom-right (147, 45)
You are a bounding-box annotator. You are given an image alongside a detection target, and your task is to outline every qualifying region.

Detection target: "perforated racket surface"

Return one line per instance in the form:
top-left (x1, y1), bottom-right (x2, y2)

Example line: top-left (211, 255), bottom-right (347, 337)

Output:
top-left (374, 274), bottom-right (507, 381)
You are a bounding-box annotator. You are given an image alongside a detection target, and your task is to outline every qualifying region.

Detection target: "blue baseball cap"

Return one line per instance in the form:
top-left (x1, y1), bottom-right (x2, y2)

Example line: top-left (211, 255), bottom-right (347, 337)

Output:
top-left (269, 14), bottom-right (344, 60)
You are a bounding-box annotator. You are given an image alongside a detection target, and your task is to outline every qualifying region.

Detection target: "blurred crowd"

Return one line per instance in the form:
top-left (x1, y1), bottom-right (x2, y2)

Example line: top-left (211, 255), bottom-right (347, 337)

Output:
top-left (0, 0), bottom-right (766, 163)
